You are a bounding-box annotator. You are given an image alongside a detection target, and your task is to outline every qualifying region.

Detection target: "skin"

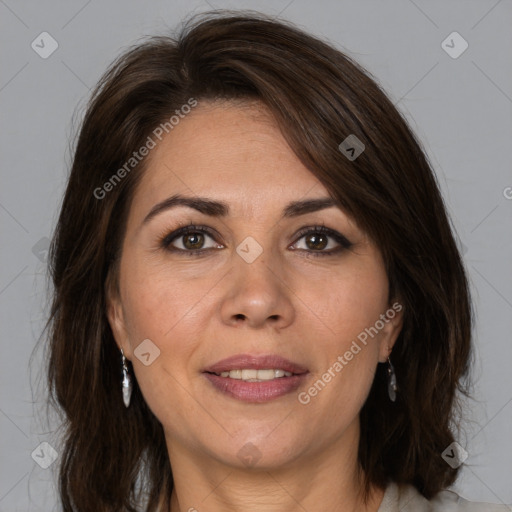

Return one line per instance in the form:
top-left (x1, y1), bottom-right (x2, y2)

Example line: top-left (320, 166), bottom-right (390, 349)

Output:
top-left (107, 100), bottom-right (404, 512)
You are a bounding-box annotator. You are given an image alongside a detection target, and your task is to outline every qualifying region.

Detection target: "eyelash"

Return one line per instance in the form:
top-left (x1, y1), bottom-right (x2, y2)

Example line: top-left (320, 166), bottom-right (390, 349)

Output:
top-left (157, 223), bottom-right (353, 258)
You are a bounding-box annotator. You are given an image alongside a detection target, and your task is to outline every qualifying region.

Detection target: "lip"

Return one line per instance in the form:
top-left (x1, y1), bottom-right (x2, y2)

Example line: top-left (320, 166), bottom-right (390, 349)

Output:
top-left (202, 353), bottom-right (309, 375)
top-left (202, 354), bottom-right (309, 403)
top-left (203, 373), bottom-right (307, 402)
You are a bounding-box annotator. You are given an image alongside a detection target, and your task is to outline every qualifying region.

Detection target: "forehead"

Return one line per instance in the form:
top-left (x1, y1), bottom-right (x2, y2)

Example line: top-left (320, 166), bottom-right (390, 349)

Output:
top-left (128, 100), bottom-right (333, 222)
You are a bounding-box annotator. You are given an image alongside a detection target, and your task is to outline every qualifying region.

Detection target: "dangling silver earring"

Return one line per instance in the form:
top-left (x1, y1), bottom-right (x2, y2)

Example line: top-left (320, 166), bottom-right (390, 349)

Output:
top-left (121, 348), bottom-right (132, 408)
top-left (387, 356), bottom-right (398, 402)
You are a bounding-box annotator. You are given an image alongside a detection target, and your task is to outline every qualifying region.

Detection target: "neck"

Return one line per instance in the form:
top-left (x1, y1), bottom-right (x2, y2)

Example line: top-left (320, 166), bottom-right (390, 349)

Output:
top-left (166, 420), bottom-right (385, 512)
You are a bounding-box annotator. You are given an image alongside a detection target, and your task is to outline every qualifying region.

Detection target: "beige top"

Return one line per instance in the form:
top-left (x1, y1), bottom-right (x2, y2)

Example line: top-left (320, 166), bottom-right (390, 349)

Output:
top-left (378, 482), bottom-right (512, 511)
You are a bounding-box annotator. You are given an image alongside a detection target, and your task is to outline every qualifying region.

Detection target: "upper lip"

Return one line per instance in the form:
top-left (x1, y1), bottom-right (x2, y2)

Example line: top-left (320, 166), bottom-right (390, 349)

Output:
top-left (203, 354), bottom-right (309, 375)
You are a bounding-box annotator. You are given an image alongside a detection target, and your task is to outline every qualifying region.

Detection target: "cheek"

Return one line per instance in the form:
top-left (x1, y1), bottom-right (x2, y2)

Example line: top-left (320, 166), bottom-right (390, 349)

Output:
top-left (304, 259), bottom-right (389, 344)
top-left (297, 262), bottom-right (388, 408)
top-left (302, 324), bottom-right (380, 426)
top-left (121, 256), bottom-right (211, 341)
top-left (118, 262), bottom-right (207, 403)
top-left (120, 268), bottom-right (206, 427)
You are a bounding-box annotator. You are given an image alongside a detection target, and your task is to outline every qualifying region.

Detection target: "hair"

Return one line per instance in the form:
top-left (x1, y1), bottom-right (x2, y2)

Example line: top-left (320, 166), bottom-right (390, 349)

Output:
top-left (43, 9), bottom-right (474, 511)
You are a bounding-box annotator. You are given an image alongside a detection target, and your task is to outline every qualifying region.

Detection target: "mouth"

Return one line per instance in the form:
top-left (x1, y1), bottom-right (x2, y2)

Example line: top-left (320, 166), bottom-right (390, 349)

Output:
top-left (206, 368), bottom-right (296, 381)
top-left (202, 354), bottom-right (309, 403)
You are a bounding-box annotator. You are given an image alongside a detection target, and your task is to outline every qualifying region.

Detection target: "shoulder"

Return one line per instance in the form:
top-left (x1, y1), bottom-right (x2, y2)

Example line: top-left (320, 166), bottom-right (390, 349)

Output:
top-left (378, 481), bottom-right (512, 512)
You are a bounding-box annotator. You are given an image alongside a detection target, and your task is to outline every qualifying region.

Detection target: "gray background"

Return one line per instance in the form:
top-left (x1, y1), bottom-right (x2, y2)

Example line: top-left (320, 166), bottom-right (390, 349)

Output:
top-left (1, 0), bottom-right (511, 510)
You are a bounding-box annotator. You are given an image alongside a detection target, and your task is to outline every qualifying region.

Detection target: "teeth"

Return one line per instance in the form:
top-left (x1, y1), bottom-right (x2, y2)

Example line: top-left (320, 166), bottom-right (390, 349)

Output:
top-left (217, 369), bottom-right (293, 381)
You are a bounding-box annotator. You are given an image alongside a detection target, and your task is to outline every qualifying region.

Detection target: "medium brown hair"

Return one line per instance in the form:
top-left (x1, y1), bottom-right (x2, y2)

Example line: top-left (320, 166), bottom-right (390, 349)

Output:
top-left (43, 10), bottom-right (473, 511)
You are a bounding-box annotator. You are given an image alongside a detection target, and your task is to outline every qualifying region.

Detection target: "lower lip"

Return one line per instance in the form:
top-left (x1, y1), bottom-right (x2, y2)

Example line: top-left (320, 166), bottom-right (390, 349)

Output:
top-left (203, 373), bottom-right (308, 403)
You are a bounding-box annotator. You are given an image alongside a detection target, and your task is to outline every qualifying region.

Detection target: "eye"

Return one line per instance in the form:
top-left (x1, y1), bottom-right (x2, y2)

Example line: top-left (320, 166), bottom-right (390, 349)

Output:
top-left (159, 224), bottom-right (223, 255)
top-left (157, 223), bottom-right (353, 257)
top-left (291, 225), bottom-right (353, 257)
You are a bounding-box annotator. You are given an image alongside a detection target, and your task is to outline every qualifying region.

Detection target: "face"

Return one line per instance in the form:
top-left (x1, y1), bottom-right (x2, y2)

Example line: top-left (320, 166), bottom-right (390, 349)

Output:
top-left (107, 100), bottom-right (403, 471)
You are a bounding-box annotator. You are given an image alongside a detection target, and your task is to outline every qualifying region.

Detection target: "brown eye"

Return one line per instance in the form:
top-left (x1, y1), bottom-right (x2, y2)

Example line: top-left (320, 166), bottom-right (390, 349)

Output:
top-left (181, 232), bottom-right (205, 250)
top-left (304, 232), bottom-right (328, 251)
top-left (159, 223), bottom-right (352, 257)
top-left (291, 226), bottom-right (353, 257)
top-left (160, 225), bottom-right (222, 255)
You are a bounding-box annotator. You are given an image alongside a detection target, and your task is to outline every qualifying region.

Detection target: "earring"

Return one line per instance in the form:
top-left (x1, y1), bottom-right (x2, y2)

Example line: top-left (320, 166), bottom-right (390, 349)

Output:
top-left (387, 356), bottom-right (398, 402)
top-left (121, 348), bottom-right (132, 408)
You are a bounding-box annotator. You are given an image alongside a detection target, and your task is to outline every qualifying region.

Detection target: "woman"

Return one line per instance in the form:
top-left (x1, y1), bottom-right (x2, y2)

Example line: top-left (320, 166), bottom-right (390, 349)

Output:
top-left (44, 10), bottom-right (511, 512)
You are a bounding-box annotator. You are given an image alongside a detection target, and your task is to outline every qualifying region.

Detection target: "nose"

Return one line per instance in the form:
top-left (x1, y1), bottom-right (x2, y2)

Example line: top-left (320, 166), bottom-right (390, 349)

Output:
top-left (219, 245), bottom-right (295, 330)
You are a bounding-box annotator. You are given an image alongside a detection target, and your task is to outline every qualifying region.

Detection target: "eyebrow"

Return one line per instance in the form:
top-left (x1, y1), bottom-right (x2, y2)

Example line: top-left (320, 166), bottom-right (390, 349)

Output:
top-left (141, 194), bottom-right (340, 226)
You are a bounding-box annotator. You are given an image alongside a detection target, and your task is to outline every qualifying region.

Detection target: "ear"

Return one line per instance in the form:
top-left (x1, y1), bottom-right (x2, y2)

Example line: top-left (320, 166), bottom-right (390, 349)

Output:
top-left (378, 299), bottom-right (404, 363)
top-left (105, 267), bottom-right (132, 360)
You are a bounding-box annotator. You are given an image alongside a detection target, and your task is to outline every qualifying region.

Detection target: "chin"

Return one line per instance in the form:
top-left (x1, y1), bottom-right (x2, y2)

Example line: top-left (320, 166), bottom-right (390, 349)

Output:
top-left (203, 432), bottom-right (307, 471)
